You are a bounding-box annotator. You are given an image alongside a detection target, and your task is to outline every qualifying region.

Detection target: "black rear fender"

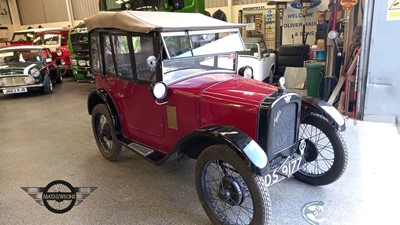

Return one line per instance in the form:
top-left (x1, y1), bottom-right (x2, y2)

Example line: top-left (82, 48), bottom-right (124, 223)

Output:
top-left (87, 89), bottom-right (121, 133)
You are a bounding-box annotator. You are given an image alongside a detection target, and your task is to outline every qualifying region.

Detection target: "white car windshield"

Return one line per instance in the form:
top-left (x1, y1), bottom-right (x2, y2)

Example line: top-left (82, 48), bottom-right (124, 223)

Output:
top-left (161, 29), bottom-right (245, 84)
top-left (0, 49), bottom-right (42, 66)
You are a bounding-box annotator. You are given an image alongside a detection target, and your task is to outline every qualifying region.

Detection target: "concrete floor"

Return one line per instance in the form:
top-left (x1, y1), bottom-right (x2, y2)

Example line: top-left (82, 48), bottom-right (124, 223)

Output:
top-left (1, 77), bottom-right (399, 225)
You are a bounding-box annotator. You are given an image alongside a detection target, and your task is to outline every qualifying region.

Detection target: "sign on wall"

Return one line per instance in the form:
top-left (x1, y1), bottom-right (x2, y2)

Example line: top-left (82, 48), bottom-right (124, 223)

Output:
top-left (282, 0), bottom-right (328, 45)
top-left (0, 0), bottom-right (12, 25)
top-left (387, 0), bottom-right (400, 21)
top-left (340, 0), bottom-right (358, 10)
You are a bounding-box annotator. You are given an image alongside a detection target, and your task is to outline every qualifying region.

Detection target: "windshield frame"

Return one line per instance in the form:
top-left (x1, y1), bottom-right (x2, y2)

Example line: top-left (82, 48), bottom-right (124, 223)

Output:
top-left (0, 48), bottom-right (44, 66)
top-left (159, 28), bottom-right (245, 85)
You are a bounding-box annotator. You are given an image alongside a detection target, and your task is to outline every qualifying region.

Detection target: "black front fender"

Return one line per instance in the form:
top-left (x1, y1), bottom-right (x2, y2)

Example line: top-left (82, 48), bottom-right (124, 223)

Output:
top-left (301, 96), bottom-right (346, 131)
top-left (175, 125), bottom-right (268, 176)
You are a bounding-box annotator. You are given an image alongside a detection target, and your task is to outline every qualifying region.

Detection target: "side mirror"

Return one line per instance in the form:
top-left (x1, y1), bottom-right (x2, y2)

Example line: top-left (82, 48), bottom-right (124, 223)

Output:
top-left (151, 82), bottom-right (168, 104)
top-left (146, 56), bottom-right (157, 71)
top-left (169, 0), bottom-right (184, 10)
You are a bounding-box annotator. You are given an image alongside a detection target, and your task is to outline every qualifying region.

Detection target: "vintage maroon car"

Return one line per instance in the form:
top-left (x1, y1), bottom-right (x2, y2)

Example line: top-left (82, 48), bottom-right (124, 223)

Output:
top-left (85, 11), bottom-right (348, 225)
top-left (32, 28), bottom-right (72, 76)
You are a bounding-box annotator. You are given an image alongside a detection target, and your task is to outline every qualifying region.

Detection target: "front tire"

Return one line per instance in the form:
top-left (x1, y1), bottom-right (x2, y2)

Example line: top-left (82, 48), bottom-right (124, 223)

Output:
top-left (91, 104), bottom-right (122, 161)
top-left (294, 115), bottom-right (348, 185)
top-left (195, 145), bottom-right (271, 225)
top-left (55, 68), bottom-right (63, 84)
top-left (42, 75), bottom-right (53, 94)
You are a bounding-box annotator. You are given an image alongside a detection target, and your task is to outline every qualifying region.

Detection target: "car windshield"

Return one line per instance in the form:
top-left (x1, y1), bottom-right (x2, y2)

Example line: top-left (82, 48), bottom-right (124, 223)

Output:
top-left (12, 32), bottom-right (34, 42)
top-left (33, 34), bottom-right (60, 46)
top-left (161, 29), bottom-right (244, 84)
top-left (0, 49), bottom-right (42, 66)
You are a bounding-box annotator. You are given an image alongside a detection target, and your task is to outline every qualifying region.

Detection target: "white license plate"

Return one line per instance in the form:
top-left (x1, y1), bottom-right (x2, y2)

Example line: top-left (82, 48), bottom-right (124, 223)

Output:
top-left (264, 156), bottom-right (303, 187)
top-left (2, 88), bottom-right (28, 94)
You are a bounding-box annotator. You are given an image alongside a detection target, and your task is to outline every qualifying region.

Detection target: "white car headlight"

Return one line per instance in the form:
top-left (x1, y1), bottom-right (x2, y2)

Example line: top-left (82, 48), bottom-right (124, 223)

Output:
top-left (61, 59), bottom-right (66, 65)
top-left (24, 76), bottom-right (35, 84)
top-left (78, 60), bottom-right (86, 67)
top-left (56, 48), bottom-right (62, 56)
top-left (71, 59), bottom-right (77, 66)
top-left (86, 60), bottom-right (90, 66)
top-left (30, 68), bottom-right (40, 78)
top-left (243, 67), bottom-right (253, 79)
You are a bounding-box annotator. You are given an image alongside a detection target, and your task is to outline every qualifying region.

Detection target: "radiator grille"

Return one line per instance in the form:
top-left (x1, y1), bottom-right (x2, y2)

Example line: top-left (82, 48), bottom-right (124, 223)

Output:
top-left (270, 103), bottom-right (297, 154)
top-left (0, 77), bottom-right (27, 86)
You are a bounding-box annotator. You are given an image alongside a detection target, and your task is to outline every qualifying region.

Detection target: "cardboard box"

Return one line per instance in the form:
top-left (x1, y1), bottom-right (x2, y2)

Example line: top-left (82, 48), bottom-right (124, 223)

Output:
top-left (317, 11), bottom-right (343, 21)
top-left (316, 39), bottom-right (325, 49)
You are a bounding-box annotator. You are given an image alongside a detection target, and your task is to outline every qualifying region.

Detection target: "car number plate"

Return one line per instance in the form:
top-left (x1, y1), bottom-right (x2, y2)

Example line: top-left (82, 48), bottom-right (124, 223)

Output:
top-left (2, 88), bottom-right (27, 94)
top-left (264, 156), bottom-right (303, 187)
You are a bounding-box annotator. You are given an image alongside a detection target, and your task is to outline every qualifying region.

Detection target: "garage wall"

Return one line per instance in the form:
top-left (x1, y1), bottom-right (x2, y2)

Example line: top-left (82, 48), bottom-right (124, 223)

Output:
top-left (71, 0), bottom-right (98, 20)
top-left (205, 0), bottom-right (267, 8)
top-left (359, 0), bottom-right (400, 123)
top-left (17, 0), bottom-right (68, 25)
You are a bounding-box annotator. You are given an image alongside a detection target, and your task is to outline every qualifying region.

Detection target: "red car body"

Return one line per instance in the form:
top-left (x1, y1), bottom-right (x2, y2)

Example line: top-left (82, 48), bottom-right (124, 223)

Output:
top-left (94, 73), bottom-right (278, 153)
top-left (85, 11), bottom-right (347, 224)
top-left (33, 29), bottom-right (72, 69)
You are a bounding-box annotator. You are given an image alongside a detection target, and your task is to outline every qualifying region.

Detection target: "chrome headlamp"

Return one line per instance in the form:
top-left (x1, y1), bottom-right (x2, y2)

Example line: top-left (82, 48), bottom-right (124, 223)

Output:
top-left (86, 60), bottom-right (90, 66)
top-left (24, 76), bottom-right (35, 84)
top-left (78, 60), bottom-right (86, 67)
top-left (56, 48), bottom-right (63, 56)
top-left (61, 59), bottom-right (66, 65)
top-left (30, 68), bottom-right (40, 78)
top-left (71, 59), bottom-right (77, 66)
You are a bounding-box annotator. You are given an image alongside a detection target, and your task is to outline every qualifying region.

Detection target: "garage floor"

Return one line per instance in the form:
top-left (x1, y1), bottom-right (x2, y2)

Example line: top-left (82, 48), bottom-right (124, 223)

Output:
top-left (1, 77), bottom-right (399, 225)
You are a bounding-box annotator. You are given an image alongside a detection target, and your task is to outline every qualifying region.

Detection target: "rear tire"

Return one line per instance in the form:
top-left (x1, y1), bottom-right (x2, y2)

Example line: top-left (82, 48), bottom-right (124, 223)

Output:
top-left (91, 104), bottom-right (122, 161)
top-left (195, 145), bottom-right (271, 225)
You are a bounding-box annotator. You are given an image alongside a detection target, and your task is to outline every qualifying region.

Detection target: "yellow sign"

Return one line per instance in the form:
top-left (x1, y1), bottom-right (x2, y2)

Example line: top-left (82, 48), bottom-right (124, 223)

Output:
top-left (340, 0), bottom-right (358, 10)
top-left (388, 0), bottom-right (400, 21)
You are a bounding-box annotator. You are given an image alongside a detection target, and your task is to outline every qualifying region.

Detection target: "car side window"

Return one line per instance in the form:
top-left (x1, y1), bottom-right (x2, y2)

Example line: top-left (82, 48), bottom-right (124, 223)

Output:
top-left (112, 35), bottom-right (132, 78)
top-left (132, 36), bottom-right (156, 82)
top-left (90, 32), bottom-right (102, 73)
top-left (102, 34), bottom-right (116, 75)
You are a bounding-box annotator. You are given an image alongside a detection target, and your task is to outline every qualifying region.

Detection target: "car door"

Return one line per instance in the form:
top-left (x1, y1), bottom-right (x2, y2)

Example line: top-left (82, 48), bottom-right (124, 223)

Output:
top-left (106, 34), bottom-right (165, 143)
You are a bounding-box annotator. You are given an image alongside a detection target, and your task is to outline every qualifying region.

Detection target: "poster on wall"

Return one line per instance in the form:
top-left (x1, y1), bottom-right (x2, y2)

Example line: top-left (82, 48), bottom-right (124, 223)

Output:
top-left (0, 0), bottom-right (11, 25)
top-left (282, 0), bottom-right (328, 45)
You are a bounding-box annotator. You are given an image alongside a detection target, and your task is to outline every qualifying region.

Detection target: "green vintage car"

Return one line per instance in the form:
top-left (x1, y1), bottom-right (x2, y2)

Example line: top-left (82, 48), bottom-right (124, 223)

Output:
top-left (0, 46), bottom-right (61, 94)
top-left (69, 23), bottom-right (94, 82)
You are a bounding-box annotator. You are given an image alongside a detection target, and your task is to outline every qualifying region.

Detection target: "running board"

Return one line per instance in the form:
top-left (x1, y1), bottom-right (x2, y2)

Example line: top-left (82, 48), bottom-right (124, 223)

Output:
top-left (119, 138), bottom-right (168, 165)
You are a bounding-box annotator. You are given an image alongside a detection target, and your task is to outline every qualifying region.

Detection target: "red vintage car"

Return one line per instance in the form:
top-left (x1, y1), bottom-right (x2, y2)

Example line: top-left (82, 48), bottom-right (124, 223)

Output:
top-left (10, 27), bottom-right (65, 46)
top-left (10, 27), bottom-right (72, 76)
top-left (85, 11), bottom-right (348, 225)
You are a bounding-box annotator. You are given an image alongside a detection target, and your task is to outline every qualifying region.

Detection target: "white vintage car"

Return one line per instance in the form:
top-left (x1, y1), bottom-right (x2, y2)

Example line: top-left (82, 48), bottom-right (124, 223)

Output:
top-left (238, 37), bottom-right (276, 83)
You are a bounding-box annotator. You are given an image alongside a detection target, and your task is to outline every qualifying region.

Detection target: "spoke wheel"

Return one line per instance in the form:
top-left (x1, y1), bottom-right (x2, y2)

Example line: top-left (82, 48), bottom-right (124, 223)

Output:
top-left (195, 145), bottom-right (270, 225)
top-left (91, 104), bottom-right (122, 161)
top-left (294, 115), bottom-right (348, 185)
